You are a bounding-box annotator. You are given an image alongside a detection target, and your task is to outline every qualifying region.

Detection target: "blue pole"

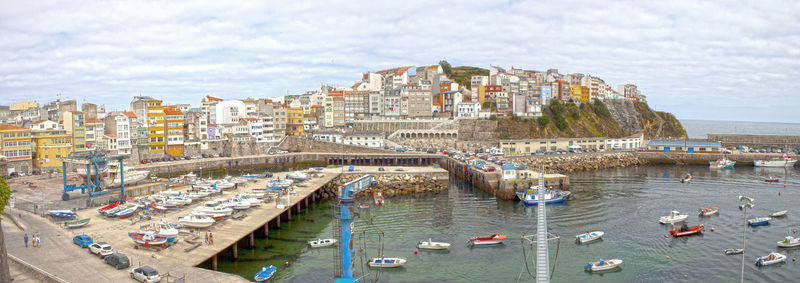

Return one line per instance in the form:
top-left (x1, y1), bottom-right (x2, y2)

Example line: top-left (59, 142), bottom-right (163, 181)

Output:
top-left (120, 159), bottom-right (125, 200)
top-left (340, 202), bottom-right (354, 280)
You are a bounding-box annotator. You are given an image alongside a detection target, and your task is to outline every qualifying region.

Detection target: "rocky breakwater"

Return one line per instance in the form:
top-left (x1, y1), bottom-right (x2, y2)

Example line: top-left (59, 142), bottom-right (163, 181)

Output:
top-left (510, 152), bottom-right (647, 173)
top-left (327, 174), bottom-right (447, 197)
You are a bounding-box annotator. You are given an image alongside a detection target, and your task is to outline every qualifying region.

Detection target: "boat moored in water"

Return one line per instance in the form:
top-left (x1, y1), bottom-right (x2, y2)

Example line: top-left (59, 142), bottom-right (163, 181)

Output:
top-left (584, 259), bottom-right (623, 272)
top-left (308, 239), bottom-right (337, 248)
top-left (754, 155), bottom-right (797, 167)
top-left (576, 231), bottom-right (604, 243)
top-left (698, 206), bottom-right (719, 216)
top-left (516, 186), bottom-right (571, 206)
top-left (669, 224), bottom-right (704, 237)
top-left (777, 236), bottom-right (800, 248)
top-left (755, 252), bottom-right (786, 266)
top-left (724, 249), bottom-right (744, 255)
top-left (469, 233), bottom-right (507, 245)
top-left (770, 210), bottom-right (788, 217)
top-left (709, 157), bottom-right (735, 169)
top-left (748, 217), bottom-right (771, 226)
top-left (417, 238), bottom-right (451, 250)
top-left (368, 258), bottom-right (406, 268)
top-left (254, 265), bottom-right (276, 282)
top-left (659, 211), bottom-right (688, 224)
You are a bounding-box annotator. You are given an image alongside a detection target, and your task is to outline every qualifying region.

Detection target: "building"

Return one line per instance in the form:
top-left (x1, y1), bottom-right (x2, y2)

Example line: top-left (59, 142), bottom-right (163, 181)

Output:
top-left (103, 112), bottom-right (132, 156)
top-left (146, 100), bottom-right (165, 153)
top-left (164, 106), bottom-right (184, 156)
top-left (324, 92), bottom-right (345, 128)
top-left (32, 120), bottom-right (60, 131)
top-left (457, 102), bottom-right (482, 118)
top-left (0, 124), bottom-right (33, 175)
top-left (240, 117), bottom-right (263, 141)
top-left (62, 111), bottom-right (86, 152)
top-left (84, 117), bottom-right (104, 150)
top-left (31, 129), bottom-right (71, 170)
top-left (500, 137), bottom-right (606, 155)
top-left (260, 115), bottom-right (276, 143)
top-left (130, 96), bottom-right (155, 128)
top-left (209, 100), bottom-right (247, 125)
top-left (406, 86), bottom-right (433, 118)
top-left (646, 140), bottom-right (721, 153)
top-left (605, 134), bottom-right (643, 150)
top-left (286, 107), bottom-right (304, 136)
top-left (312, 130), bottom-right (384, 148)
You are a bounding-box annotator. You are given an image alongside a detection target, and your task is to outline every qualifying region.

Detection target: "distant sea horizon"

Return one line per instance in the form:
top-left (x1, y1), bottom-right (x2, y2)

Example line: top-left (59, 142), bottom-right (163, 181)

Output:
top-left (679, 119), bottom-right (800, 139)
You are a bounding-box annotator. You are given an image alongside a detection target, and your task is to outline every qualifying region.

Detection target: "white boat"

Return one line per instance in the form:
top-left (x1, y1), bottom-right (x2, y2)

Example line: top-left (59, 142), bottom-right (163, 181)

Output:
top-left (193, 205), bottom-right (233, 216)
top-left (416, 238), bottom-right (451, 250)
top-left (724, 249), bottom-right (744, 255)
top-left (770, 210), bottom-right (788, 217)
top-left (576, 231), bottom-right (605, 244)
top-left (160, 190), bottom-right (182, 197)
top-left (224, 200), bottom-right (250, 210)
top-left (180, 172), bottom-right (198, 184)
top-left (368, 258), bottom-right (406, 268)
top-left (755, 252), bottom-right (786, 266)
top-left (777, 236), bottom-right (800, 248)
top-left (107, 170), bottom-right (149, 187)
top-left (286, 171), bottom-right (308, 182)
top-left (178, 215), bottom-right (215, 228)
top-left (709, 157), bottom-right (735, 169)
top-left (168, 196), bottom-right (192, 206)
top-left (584, 259), bottom-right (623, 272)
top-left (308, 238), bottom-right (337, 248)
top-left (659, 211), bottom-right (688, 224)
top-left (754, 155), bottom-right (797, 167)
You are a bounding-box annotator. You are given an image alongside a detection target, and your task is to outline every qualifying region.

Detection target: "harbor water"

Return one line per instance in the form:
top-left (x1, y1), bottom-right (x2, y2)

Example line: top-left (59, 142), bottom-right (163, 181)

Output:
top-left (211, 165), bottom-right (800, 282)
top-left (680, 119), bottom-right (800, 139)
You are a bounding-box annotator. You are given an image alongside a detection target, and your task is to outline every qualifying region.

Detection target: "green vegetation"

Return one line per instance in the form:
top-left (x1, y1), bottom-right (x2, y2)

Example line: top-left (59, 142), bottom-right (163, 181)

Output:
top-left (0, 176), bottom-right (9, 216)
top-left (439, 60), bottom-right (452, 77)
top-left (448, 65), bottom-right (489, 89)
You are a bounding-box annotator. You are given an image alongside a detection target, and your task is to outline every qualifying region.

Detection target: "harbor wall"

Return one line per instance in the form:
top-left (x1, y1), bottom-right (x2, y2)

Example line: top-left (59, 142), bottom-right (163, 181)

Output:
top-left (508, 152), bottom-right (647, 173)
top-left (707, 134), bottom-right (800, 148)
top-left (333, 172), bottom-right (449, 197)
top-left (439, 156), bottom-right (569, 200)
top-left (637, 152), bottom-right (799, 167)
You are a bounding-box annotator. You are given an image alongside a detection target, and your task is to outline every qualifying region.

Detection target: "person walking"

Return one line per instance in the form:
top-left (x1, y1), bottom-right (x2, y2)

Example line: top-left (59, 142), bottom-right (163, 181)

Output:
top-left (209, 232), bottom-right (214, 245)
top-left (205, 232), bottom-right (209, 245)
top-left (23, 233), bottom-right (28, 248)
top-left (35, 235), bottom-right (41, 247)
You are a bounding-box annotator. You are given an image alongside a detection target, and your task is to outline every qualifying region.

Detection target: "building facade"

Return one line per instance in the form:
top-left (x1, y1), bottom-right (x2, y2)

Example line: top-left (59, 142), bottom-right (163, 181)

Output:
top-left (0, 124), bottom-right (33, 175)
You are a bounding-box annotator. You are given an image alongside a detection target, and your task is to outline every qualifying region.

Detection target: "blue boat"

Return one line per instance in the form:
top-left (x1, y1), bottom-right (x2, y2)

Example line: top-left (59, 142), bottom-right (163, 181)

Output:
top-left (254, 265), bottom-right (276, 282)
top-left (515, 186), bottom-right (571, 206)
top-left (242, 172), bottom-right (271, 179)
top-left (747, 217), bottom-right (771, 226)
top-left (49, 210), bottom-right (77, 219)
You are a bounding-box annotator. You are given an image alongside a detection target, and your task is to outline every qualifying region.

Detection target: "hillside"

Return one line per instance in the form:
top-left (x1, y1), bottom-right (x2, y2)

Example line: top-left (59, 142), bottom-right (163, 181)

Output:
top-left (448, 66), bottom-right (488, 89)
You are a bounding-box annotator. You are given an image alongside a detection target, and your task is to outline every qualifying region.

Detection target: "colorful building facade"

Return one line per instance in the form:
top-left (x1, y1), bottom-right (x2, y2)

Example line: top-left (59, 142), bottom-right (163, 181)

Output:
top-left (0, 124), bottom-right (33, 175)
top-left (146, 100), bottom-right (165, 153)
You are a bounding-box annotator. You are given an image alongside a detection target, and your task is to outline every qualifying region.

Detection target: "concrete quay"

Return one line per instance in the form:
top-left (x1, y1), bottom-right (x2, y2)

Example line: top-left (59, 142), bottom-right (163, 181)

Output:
top-left (440, 156), bottom-right (569, 200)
top-left (638, 151), bottom-right (799, 167)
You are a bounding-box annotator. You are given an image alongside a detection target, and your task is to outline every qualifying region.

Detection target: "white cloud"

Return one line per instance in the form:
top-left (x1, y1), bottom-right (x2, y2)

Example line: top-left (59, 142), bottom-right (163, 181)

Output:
top-left (0, 0), bottom-right (798, 122)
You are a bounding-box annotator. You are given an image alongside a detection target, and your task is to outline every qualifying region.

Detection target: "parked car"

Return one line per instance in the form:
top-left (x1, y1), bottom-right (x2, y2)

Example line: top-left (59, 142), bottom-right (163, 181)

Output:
top-left (486, 167), bottom-right (496, 172)
top-left (104, 253), bottom-right (130, 269)
top-left (88, 242), bottom-right (113, 258)
top-left (130, 266), bottom-right (161, 283)
top-left (396, 148), bottom-right (406, 152)
top-left (73, 234), bottom-right (93, 248)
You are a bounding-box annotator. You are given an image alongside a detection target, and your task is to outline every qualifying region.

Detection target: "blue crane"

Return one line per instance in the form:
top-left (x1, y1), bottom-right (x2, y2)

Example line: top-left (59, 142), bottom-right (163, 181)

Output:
top-left (61, 150), bottom-right (127, 201)
top-left (333, 175), bottom-right (374, 283)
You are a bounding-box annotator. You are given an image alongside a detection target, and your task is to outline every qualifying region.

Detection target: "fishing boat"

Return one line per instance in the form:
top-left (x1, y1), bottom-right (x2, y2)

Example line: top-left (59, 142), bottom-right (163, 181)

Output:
top-left (515, 186), bottom-right (571, 206)
top-left (191, 210), bottom-right (226, 220)
top-left (308, 239), bottom-right (337, 248)
top-left (777, 236), bottom-right (800, 248)
top-left (669, 224), bottom-right (704, 237)
top-left (659, 211), bottom-right (688, 224)
top-left (114, 205), bottom-right (138, 218)
top-left (680, 174), bottom-right (692, 183)
top-left (193, 205), bottom-right (233, 216)
top-left (286, 171), bottom-right (308, 182)
top-left (709, 157), bottom-right (735, 169)
top-left (167, 196), bottom-right (193, 206)
top-left (469, 233), bottom-right (507, 245)
top-left (770, 210), bottom-right (788, 217)
top-left (150, 202), bottom-right (168, 212)
top-left (178, 215), bottom-right (215, 228)
top-left (755, 252), bottom-right (786, 266)
top-left (576, 231), bottom-right (604, 243)
top-left (64, 218), bottom-right (90, 228)
top-left (49, 210), bottom-right (77, 219)
top-left (417, 238), bottom-right (451, 250)
top-left (179, 172), bottom-right (198, 184)
top-left (76, 160), bottom-right (109, 181)
top-left (584, 259), bottom-right (623, 272)
top-left (267, 179), bottom-right (294, 189)
top-left (107, 169), bottom-right (149, 187)
top-left (254, 265), bottom-right (276, 282)
top-left (144, 222), bottom-right (179, 242)
top-left (128, 232), bottom-right (168, 246)
top-left (748, 217), bottom-right (771, 226)
top-left (224, 200), bottom-right (251, 211)
top-left (97, 201), bottom-right (120, 213)
top-left (367, 258), bottom-right (406, 268)
top-left (764, 177), bottom-right (780, 183)
top-left (724, 249), bottom-right (744, 255)
top-left (242, 172), bottom-right (270, 179)
top-left (374, 192), bottom-right (385, 206)
top-left (699, 206), bottom-right (720, 216)
top-left (754, 155), bottom-right (797, 167)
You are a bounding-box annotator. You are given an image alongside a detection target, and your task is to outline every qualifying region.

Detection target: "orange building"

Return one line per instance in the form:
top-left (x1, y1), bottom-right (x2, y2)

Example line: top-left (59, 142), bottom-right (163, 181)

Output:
top-left (164, 105), bottom-right (184, 156)
top-left (146, 100), bottom-right (165, 153)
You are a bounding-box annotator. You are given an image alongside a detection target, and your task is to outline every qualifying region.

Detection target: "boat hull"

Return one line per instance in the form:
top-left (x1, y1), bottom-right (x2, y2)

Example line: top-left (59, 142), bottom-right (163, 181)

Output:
top-left (516, 191), bottom-right (571, 206)
top-left (754, 160), bottom-right (797, 167)
top-left (368, 258), bottom-right (406, 268)
top-left (755, 253), bottom-right (786, 266)
top-left (585, 259), bottom-right (623, 272)
top-left (417, 241), bottom-right (451, 250)
top-left (576, 231), bottom-right (604, 243)
top-left (669, 225), bottom-right (704, 237)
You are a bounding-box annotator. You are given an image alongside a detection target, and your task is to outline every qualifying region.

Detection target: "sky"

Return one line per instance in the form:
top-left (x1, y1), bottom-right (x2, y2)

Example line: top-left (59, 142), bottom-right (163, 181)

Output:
top-left (1, 0), bottom-right (798, 123)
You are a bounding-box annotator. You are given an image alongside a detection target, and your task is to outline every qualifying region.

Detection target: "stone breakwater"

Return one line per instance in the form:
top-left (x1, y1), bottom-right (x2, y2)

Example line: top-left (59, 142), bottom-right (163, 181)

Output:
top-left (509, 152), bottom-right (647, 173)
top-left (326, 174), bottom-right (448, 197)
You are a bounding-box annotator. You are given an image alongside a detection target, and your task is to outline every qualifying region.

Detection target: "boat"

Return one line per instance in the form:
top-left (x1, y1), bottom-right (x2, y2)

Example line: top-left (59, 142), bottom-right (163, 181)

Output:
top-left (150, 202), bottom-right (169, 212)
top-left (107, 169), bottom-right (149, 187)
top-left (680, 173), bottom-right (692, 183)
top-left (755, 252), bottom-right (786, 266)
top-left (748, 217), bottom-right (771, 226)
top-left (308, 238), bottom-right (337, 248)
top-left (699, 206), bottom-right (720, 216)
top-left (374, 192), bottom-right (385, 206)
top-left (242, 172), bottom-right (270, 179)
top-left (367, 258), bottom-right (406, 268)
top-left (515, 186), bottom-right (571, 206)
top-left (254, 265), bottom-right (277, 282)
top-left (659, 211), bottom-right (688, 224)
top-left (286, 171), bottom-right (308, 182)
top-left (764, 177), bottom-right (780, 183)
top-left (193, 205), bottom-right (233, 216)
top-left (770, 210), bottom-right (788, 217)
top-left (76, 160), bottom-right (109, 181)
top-left (97, 201), bottom-right (120, 213)
top-left (777, 236), bottom-right (800, 248)
top-left (179, 172), bottom-right (198, 184)
top-left (709, 156), bottom-right (735, 169)
top-left (469, 233), bottom-right (507, 245)
top-left (143, 222), bottom-right (179, 242)
top-left (267, 179), bottom-right (294, 190)
top-left (178, 215), bottom-right (215, 228)
top-left (64, 218), bottom-right (90, 228)
top-left (754, 155), bottom-right (797, 167)
top-left (114, 205), bottom-right (138, 218)
top-left (669, 224), bottom-right (704, 237)
top-left (576, 231), bottom-right (604, 243)
top-left (160, 190), bottom-right (182, 197)
top-left (724, 249), bottom-right (744, 255)
top-left (584, 259), bottom-right (623, 272)
top-left (128, 232), bottom-right (168, 246)
top-left (417, 238), bottom-right (451, 250)
top-left (49, 210), bottom-right (77, 219)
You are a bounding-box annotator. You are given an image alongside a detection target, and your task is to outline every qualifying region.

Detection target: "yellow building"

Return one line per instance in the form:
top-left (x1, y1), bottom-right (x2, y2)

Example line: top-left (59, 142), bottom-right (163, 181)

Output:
top-left (10, 101), bottom-right (38, 111)
top-left (164, 105), bottom-right (184, 156)
top-left (32, 130), bottom-right (72, 169)
top-left (147, 100), bottom-right (165, 153)
top-left (478, 85), bottom-right (486, 105)
top-left (286, 107), bottom-right (304, 136)
top-left (0, 124), bottom-right (33, 175)
top-left (62, 111), bottom-right (86, 152)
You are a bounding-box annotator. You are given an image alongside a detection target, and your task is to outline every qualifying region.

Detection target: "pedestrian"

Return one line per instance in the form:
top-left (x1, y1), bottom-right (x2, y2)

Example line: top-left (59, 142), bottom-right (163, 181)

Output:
top-left (205, 232), bottom-right (209, 245)
top-left (35, 235), bottom-right (40, 247)
top-left (23, 233), bottom-right (28, 248)
top-left (209, 232), bottom-right (214, 245)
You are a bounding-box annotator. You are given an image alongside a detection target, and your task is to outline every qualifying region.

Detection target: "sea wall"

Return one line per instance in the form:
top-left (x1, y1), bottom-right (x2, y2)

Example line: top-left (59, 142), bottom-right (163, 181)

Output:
top-left (508, 152), bottom-right (647, 173)
top-left (439, 156), bottom-right (569, 200)
top-left (329, 173), bottom-right (448, 197)
top-left (638, 152), bottom-right (800, 167)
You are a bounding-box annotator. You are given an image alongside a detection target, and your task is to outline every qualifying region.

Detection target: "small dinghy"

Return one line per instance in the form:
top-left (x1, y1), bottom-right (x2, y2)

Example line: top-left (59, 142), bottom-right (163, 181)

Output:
top-left (64, 218), bottom-right (90, 228)
top-left (97, 201), bottom-right (120, 213)
top-left (584, 259), bottom-right (623, 272)
top-left (777, 236), bottom-right (800, 248)
top-left (764, 177), bottom-right (780, 183)
top-left (417, 238), bottom-right (451, 250)
top-left (49, 210), bottom-right (77, 219)
top-left (659, 211), bottom-right (688, 224)
top-left (254, 265), bottom-right (276, 282)
top-left (724, 249), bottom-right (744, 255)
top-left (286, 171), bottom-right (308, 182)
top-left (151, 202), bottom-right (168, 212)
top-left (308, 239), bottom-right (337, 248)
top-left (769, 210), bottom-right (788, 217)
top-left (699, 206), bottom-right (720, 216)
top-left (178, 215), bottom-right (215, 228)
top-left (128, 231), bottom-right (168, 247)
top-left (669, 224), bottom-right (704, 237)
top-left (374, 192), bottom-right (385, 206)
top-left (576, 231), bottom-right (604, 243)
top-left (680, 173), bottom-right (692, 183)
top-left (368, 258), bottom-right (406, 268)
top-left (755, 252), bottom-right (786, 266)
top-left (114, 205), bottom-right (138, 218)
top-left (748, 217), bottom-right (771, 226)
top-left (469, 233), bottom-right (507, 245)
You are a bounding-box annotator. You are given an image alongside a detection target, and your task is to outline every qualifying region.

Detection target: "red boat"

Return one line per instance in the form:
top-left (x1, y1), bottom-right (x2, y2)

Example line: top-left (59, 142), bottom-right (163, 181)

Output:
top-left (669, 224), bottom-right (704, 237)
top-left (151, 202), bottom-right (168, 212)
top-left (470, 233), bottom-right (507, 245)
top-left (698, 206), bottom-right (719, 216)
top-left (128, 232), bottom-right (168, 246)
top-left (765, 177), bottom-right (779, 183)
top-left (97, 201), bottom-right (120, 213)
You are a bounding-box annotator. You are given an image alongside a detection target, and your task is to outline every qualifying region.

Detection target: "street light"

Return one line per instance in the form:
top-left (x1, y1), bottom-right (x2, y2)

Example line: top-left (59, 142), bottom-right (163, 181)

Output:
top-left (738, 195), bottom-right (754, 283)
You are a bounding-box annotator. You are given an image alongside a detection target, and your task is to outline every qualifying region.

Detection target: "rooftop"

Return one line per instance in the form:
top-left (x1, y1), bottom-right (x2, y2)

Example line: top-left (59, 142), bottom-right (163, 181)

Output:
top-left (0, 124), bottom-right (29, 131)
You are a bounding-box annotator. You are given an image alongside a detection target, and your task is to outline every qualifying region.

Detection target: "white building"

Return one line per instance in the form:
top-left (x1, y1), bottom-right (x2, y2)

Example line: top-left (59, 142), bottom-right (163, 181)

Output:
top-left (260, 115), bottom-right (276, 143)
top-left (31, 120), bottom-right (60, 131)
top-left (241, 117), bottom-right (263, 141)
top-left (605, 134), bottom-right (643, 150)
top-left (209, 100), bottom-right (247, 125)
top-left (457, 102), bottom-right (482, 118)
top-left (104, 134), bottom-right (118, 152)
top-left (312, 130), bottom-right (384, 148)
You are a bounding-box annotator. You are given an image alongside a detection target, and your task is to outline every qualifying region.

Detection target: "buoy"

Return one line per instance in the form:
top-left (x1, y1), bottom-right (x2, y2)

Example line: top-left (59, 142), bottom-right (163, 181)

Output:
top-left (414, 249), bottom-right (418, 255)
top-left (784, 184), bottom-right (786, 188)
top-left (710, 227), bottom-right (715, 232)
top-left (778, 191), bottom-right (781, 196)
top-left (666, 256), bottom-right (670, 259)
top-left (793, 258), bottom-right (796, 262)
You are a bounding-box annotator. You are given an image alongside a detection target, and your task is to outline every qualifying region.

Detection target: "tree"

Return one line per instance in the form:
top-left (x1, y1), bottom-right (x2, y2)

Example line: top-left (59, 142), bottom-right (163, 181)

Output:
top-left (439, 60), bottom-right (452, 76)
top-left (537, 116), bottom-right (550, 127)
top-left (0, 175), bottom-right (11, 283)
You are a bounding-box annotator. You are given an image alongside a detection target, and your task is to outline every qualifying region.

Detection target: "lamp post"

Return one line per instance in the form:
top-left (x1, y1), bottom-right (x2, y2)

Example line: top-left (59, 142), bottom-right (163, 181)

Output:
top-left (738, 195), bottom-right (754, 283)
